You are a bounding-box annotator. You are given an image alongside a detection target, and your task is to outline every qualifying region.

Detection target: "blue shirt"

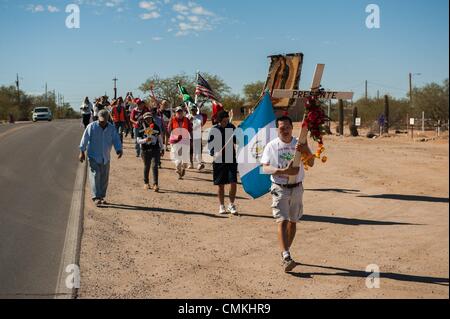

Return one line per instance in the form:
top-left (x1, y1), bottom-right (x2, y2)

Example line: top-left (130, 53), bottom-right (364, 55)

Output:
top-left (79, 121), bottom-right (122, 164)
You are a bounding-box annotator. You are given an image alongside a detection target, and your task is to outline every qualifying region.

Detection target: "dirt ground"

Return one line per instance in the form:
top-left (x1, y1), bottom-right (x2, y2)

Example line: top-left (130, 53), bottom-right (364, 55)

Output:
top-left (78, 124), bottom-right (449, 299)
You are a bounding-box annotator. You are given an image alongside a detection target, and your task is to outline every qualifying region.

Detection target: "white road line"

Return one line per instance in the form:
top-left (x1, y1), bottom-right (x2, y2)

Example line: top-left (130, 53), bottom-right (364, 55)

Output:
top-left (55, 161), bottom-right (87, 299)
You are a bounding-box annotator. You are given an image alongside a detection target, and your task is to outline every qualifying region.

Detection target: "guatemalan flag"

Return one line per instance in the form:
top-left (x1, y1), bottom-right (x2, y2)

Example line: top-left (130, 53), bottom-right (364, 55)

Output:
top-left (237, 92), bottom-right (277, 199)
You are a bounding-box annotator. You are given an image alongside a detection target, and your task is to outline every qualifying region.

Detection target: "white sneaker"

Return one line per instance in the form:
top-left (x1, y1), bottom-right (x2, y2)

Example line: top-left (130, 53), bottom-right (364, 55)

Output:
top-left (219, 205), bottom-right (227, 215)
top-left (227, 203), bottom-right (238, 216)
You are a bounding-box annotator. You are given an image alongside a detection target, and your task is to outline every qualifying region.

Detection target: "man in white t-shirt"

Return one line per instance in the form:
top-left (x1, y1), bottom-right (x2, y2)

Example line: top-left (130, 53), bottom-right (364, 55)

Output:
top-left (261, 116), bottom-right (315, 272)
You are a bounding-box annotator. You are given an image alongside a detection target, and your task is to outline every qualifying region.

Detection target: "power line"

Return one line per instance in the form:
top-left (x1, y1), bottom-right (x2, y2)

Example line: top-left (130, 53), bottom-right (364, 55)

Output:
top-left (367, 81), bottom-right (407, 93)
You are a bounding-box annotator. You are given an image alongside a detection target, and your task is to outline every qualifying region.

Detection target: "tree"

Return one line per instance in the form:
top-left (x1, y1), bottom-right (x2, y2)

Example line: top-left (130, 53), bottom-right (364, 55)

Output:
top-left (139, 72), bottom-right (231, 109)
top-left (0, 86), bottom-right (78, 121)
top-left (243, 81), bottom-right (265, 106)
top-left (412, 79), bottom-right (449, 121)
top-left (221, 94), bottom-right (245, 111)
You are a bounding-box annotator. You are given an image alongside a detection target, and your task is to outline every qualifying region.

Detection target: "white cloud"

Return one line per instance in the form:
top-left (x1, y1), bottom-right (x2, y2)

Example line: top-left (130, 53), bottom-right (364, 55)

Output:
top-left (136, 1), bottom-right (221, 37)
top-left (47, 5), bottom-right (60, 13)
top-left (139, 1), bottom-right (157, 11)
top-left (26, 4), bottom-right (45, 13)
top-left (191, 6), bottom-right (213, 16)
top-left (169, 2), bottom-right (219, 36)
top-left (173, 3), bottom-right (189, 15)
top-left (187, 15), bottom-right (198, 22)
top-left (152, 37), bottom-right (163, 41)
top-left (140, 11), bottom-right (160, 19)
top-left (139, 1), bottom-right (161, 20)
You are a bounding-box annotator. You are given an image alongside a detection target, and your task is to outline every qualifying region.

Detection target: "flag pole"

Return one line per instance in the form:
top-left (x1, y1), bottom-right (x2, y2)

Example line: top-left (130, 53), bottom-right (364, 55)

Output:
top-left (195, 70), bottom-right (199, 107)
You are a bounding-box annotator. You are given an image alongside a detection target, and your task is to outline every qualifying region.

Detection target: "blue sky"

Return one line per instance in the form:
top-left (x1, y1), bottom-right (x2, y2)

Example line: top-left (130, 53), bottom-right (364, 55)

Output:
top-left (0, 0), bottom-right (448, 107)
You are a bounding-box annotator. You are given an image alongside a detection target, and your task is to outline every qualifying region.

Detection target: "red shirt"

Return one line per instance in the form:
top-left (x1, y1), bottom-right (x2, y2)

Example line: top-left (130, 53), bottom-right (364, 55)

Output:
top-left (130, 107), bottom-right (150, 129)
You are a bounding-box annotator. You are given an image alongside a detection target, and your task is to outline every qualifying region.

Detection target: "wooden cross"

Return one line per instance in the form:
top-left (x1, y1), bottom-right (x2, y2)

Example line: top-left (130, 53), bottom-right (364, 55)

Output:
top-left (272, 64), bottom-right (354, 183)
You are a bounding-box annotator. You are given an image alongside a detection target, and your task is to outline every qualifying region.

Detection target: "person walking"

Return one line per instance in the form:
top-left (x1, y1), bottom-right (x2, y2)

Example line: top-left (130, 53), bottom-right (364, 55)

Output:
top-left (80, 97), bottom-right (93, 129)
top-left (261, 115), bottom-right (315, 272)
top-left (137, 112), bottom-right (164, 192)
top-left (111, 98), bottom-right (126, 143)
top-left (161, 100), bottom-right (172, 151)
top-left (207, 110), bottom-right (239, 216)
top-left (79, 109), bottom-right (123, 207)
top-left (168, 106), bottom-right (192, 179)
top-left (92, 98), bottom-right (101, 121)
top-left (124, 96), bottom-right (134, 138)
top-left (130, 98), bottom-right (150, 157)
top-left (190, 105), bottom-right (207, 171)
top-left (150, 106), bottom-right (165, 169)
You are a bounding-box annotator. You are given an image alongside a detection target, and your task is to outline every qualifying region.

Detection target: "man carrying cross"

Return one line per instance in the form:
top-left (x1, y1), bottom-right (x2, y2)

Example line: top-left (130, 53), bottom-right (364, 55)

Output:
top-left (266, 63), bottom-right (353, 272)
top-left (261, 116), bottom-right (314, 272)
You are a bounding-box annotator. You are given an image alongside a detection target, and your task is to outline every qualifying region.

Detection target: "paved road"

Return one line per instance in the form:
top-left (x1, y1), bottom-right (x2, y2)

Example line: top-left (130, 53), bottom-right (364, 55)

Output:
top-left (0, 120), bottom-right (83, 298)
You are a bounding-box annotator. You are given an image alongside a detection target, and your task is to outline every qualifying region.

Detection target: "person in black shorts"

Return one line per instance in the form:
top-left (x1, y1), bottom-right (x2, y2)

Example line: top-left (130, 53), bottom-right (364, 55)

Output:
top-left (207, 110), bottom-right (239, 216)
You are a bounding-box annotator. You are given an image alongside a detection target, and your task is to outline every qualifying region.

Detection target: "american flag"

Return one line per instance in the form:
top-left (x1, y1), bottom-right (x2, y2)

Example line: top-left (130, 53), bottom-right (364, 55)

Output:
top-left (195, 73), bottom-right (218, 101)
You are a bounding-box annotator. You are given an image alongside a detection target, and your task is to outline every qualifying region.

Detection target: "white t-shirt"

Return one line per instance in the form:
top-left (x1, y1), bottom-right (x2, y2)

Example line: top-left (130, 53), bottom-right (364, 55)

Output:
top-left (80, 102), bottom-right (93, 115)
top-left (261, 137), bottom-right (304, 185)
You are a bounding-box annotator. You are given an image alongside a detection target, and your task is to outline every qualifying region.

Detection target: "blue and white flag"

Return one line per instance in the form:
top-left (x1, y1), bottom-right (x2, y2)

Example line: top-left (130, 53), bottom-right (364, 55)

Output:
top-left (237, 92), bottom-right (277, 199)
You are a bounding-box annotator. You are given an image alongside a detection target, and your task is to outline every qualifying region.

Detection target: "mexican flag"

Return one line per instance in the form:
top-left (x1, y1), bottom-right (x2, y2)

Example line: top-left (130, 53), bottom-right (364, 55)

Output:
top-left (177, 82), bottom-right (195, 104)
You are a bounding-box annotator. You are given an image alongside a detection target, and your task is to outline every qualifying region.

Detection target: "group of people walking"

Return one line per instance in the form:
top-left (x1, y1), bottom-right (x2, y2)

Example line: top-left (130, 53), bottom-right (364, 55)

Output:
top-left (79, 92), bottom-right (315, 273)
top-left (79, 93), bottom-right (209, 200)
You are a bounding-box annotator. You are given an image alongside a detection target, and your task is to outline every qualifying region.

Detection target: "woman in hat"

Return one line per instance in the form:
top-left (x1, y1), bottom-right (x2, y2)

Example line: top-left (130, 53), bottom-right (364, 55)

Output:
top-left (137, 112), bottom-right (164, 192)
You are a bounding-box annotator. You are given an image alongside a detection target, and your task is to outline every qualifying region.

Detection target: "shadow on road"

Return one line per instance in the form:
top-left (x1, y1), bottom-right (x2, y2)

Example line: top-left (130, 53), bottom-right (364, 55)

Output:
top-left (101, 203), bottom-right (229, 219)
top-left (305, 188), bottom-right (361, 194)
top-left (290, 262), bottom-right (449, 287)
top-left (238, 213), bottom-right (420, 226)
top-left (358, 194), bottom-right (449, 203)
top-left (159, 189), bottom-right (249, 200)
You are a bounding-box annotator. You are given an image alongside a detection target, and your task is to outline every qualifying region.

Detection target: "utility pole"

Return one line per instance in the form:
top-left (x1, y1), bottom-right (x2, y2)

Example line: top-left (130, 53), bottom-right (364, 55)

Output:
top-left (377, 90), bottom-right (380, 100)
top-left (365, 80), bottom-right (368, 100)
top-left (15, 73), bottom-right (20, 104)
top-left (113, 77), bottom-right (118, 99)
top-left (409, 72), bottom-right (413, 107)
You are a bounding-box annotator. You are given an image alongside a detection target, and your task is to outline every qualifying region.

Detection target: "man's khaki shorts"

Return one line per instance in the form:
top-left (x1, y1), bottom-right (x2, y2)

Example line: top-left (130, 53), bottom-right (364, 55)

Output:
top-left (270, 183), bottom-right (304, 223)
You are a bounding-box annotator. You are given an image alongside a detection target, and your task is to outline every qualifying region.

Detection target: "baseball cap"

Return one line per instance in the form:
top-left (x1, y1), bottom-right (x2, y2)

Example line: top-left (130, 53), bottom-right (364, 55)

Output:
top-left (143, 112), bottom-right (153, 120)
top-left (175, 106), bottom-right (184, 112)
top-left (98, 109), bottom-right (110, 121)
top-left (134, 98), bottom-right (144, 105)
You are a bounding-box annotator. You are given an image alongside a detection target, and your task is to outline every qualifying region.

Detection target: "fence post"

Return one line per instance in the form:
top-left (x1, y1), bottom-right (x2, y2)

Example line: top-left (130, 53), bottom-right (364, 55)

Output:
top-left (338, 99), bottom-right (344, 136)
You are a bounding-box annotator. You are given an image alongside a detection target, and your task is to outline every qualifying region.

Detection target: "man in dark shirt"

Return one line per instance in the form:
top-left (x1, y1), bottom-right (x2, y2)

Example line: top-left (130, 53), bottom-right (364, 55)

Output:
top-left (130, 99), bottom-right (150, 157)
top-left (207, 110), bottom-right (238, 216)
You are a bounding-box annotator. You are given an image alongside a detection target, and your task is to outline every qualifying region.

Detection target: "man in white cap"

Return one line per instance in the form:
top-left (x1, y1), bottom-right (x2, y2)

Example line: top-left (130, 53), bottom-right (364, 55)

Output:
top-left (79, 109), bottom-right (123, 207)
